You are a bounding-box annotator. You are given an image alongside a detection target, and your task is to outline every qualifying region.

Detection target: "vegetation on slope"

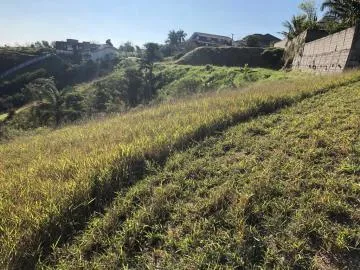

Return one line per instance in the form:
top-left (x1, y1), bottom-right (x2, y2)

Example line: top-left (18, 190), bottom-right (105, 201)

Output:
top-left (1, 63), bottom-right (287, 135)
top-left (0, 71), bottom-right (360, 268)
top-left (0, 46), bottom-right (53, 74)
top-left (77, 63), bottom-right (290, 106)
top-left (0, 56), bottom-right (118, 113)
top-left (176, 46), bottom-right (284, 68)
top-left (48, 80), bottom-right (360, 269)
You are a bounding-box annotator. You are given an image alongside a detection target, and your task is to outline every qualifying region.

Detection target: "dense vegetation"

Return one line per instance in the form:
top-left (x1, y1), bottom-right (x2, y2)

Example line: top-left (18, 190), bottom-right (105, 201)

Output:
top-left (0, 46), bottom-right (53, 74)
top-left (1, 62), bottom-right (288, 134)
top-left (0, 70), bottom-right (359, 268)
top-left (0, 55), bottom-right (119, 113)
top-left (47, 79), bottom-right (360, 269)
top-left (282, 0), bottom-right (360, 39)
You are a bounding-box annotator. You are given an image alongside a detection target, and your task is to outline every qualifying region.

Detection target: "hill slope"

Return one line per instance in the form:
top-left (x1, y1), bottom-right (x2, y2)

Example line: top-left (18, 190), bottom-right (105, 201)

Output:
top-left (176, 47), bottom-right (284, 69)
top-left (0, 71), bottom-right (359, 268)
top-left (49, 79), bottom-right (360, 269)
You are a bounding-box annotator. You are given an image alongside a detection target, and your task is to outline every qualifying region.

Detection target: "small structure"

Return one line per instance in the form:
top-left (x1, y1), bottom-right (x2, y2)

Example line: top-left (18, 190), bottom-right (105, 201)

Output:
top-left (55, 39), bottom-right (118, 61)
top-left (292, 24), bottom-right (360, 72)
top-left (188, 32), bottom-right (232, 47)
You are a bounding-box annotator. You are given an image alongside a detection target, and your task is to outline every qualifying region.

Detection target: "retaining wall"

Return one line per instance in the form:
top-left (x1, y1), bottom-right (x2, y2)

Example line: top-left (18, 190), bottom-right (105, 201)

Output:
top-left (293, 25), bottom-right (360, 72)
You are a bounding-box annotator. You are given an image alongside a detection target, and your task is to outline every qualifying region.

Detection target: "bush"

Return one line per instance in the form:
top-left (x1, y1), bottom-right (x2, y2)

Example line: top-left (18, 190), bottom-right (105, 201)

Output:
top-left (261, 48), bottom-right (285, 69)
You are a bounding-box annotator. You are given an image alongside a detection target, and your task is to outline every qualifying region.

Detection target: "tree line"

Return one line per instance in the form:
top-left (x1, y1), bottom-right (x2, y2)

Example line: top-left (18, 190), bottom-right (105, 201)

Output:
top-left (281, 0), bottom-right (360, 40)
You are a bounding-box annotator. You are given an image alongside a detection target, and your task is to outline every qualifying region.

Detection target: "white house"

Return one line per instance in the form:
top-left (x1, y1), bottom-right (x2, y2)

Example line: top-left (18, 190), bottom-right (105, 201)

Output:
top-left (90, 45), bottom-right (119, 62)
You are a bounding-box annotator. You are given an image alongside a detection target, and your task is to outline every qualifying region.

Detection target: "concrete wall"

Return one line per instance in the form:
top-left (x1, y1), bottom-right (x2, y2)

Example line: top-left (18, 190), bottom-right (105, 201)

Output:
top-left (283, 30), bottom-right (329, 67)
top-left (293, 25), bottom-right (360, 72)
top-left (347, 26), bottom-right (360, 69)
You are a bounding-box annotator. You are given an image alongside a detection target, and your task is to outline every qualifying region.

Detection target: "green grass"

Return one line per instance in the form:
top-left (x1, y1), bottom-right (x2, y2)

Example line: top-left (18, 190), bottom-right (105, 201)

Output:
top-left (76, 62), bottom-right (301, 102)
top-left (0, 113), bottom-right (7, 121)
top-left (46, 80), bottom-right (360, 269)
top-left (153, 64), bottom-right (297, 100)
top-left (1, 71), bottom-right (360, 268)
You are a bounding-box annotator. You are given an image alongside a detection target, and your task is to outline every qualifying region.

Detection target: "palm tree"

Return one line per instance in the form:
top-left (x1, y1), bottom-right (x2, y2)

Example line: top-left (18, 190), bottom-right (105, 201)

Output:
top-left (321, 0), bottom-right (360, 27)
top-left (166, 30), bottom-right (187, 46)
top-left (27, 78), bottom-right (69, 126)
top-left (166, 30), bottom-right (179, 46)
top-left (280, 15), bottom-right (308, 39)
top-left (176, 30), bottom-right (187, 44)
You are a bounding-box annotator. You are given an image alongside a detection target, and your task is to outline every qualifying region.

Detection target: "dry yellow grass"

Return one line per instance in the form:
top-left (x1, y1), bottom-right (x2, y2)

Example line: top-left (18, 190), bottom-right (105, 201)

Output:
top-left (0, 70), bottom-right (360, 268)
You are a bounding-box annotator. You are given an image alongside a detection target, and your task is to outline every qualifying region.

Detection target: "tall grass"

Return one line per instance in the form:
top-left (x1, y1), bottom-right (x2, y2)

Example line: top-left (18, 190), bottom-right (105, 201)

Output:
top-left (48, 80), bottom-right (360, 269)
top-left (1, 70), bottom-right (360, 268)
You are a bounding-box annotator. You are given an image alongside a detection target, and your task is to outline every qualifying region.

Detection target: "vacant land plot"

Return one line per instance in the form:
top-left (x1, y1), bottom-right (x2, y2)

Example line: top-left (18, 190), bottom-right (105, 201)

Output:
top-left (49, 81), bottom-right (360, 269)
top-left (0, 71), bottom-right (359, 268)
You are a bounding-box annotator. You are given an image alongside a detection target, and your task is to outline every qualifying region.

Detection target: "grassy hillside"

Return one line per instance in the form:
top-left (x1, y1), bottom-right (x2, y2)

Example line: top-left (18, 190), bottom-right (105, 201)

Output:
top-left (176, 47), bottom-right (284, 68)
top-left (154, 64), bottom-right (291, 100)
top-left (76, 63), bottom-right (295, 104)
top-left (47, 79), bottom-right (360, 269)
top-left (1, 71), bottom-right (360, 268)
top-left (1, 63), bottom-right (290, 133)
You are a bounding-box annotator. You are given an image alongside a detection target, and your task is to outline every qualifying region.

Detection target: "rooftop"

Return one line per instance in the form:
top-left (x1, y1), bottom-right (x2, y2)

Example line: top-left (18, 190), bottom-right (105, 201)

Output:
top-left (190, 32), bottom-right (232, 41)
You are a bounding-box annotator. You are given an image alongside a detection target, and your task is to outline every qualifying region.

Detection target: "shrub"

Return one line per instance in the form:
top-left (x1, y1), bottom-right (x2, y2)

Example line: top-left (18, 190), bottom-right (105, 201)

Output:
top-left (261, 48), bottom-right (285, 69)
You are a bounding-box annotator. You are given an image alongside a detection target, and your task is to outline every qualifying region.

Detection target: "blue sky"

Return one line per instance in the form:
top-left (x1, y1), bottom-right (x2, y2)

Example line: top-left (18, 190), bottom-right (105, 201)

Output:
top-left (0, 0), bottom-right (324, 47)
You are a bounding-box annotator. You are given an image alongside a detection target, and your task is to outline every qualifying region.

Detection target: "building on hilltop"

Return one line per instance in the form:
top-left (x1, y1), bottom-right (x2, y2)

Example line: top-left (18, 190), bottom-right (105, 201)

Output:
top-left (188, 32), bottom-right (233, 47)
top-left (292, 24), bottom-right (360, 72)
top-left (54, 39), bottom-right (119, 61)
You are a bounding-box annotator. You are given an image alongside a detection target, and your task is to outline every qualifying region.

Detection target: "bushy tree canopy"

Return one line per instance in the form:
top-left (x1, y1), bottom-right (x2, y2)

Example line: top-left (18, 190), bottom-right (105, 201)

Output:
top-left (321, 0), bottom-right (360, 27)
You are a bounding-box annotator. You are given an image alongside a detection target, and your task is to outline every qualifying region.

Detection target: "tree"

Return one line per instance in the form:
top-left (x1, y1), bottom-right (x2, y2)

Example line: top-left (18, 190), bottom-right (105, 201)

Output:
top-left (106, 39), bottom-right (113, 47)
top-left (123, 68), bottom-right (144, 106)
top-left (119, 42), bottom-right (135, 54)
top-left (34, 41), bottom-right (43, 48)
top-left (280, 15), bottom-right (308, 39)
top-left (176, 30), bottom-right (187, 44)
top-left (166, 30), bottom-right (179, 46)
top-left (246, 35), bottom-right (261, 47)
top-left (299, 0), bottom-right (318, 26)
top-left (321, 0), bottom-right (360, 27)
top-left (124, 41), bottom-right (135, 52)
top-left (26, 78), bottom-right (83, 126)
top-left (41, 41), bottom-right (50, 48)
top-left (166, 29), bottom-right (187, 46)
top-left (281, 0), bottom-right (319, 39)
top-left (135, 45), bottom-right (142, 56)
top-left (140, 43), bottom-right (161, 101)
